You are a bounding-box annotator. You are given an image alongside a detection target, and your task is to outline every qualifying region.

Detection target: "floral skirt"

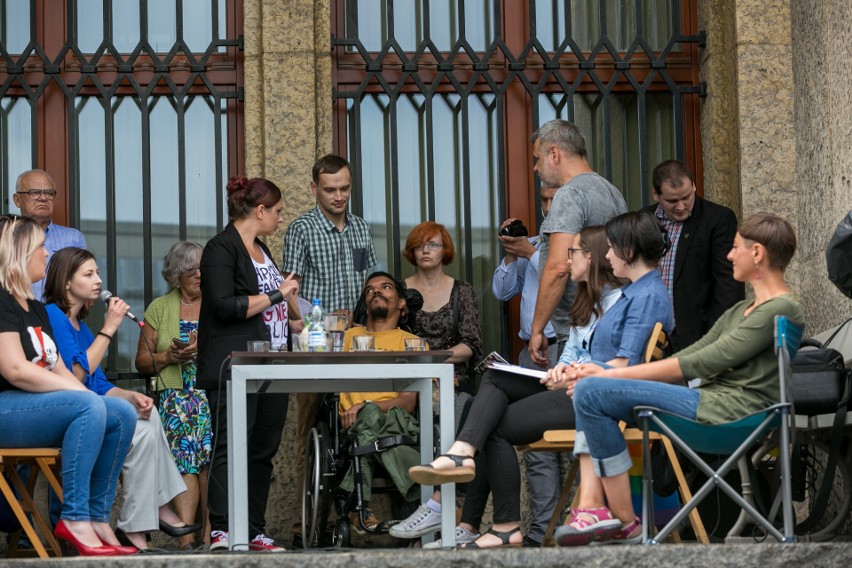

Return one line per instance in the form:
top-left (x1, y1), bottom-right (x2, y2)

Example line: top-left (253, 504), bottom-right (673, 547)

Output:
top-left (158, 386), bottom-right (212, 475)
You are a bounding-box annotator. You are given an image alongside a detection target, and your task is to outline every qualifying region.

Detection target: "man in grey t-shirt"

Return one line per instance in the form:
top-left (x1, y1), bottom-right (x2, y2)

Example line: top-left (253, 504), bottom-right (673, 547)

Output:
top-left (528, 120), bottom-right (627, 365)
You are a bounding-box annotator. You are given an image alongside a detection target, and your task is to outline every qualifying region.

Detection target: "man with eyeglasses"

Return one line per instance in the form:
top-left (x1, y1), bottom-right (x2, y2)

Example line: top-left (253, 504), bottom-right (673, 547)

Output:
top-left (13, 169), bottom-right (87, 300)
top-left (640, 160), bottom-right (743, 352)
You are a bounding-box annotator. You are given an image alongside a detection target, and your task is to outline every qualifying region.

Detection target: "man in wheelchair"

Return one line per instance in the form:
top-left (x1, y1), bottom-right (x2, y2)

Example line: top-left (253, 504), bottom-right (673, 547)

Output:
top-left (336, 272), bottom-right (424, 533)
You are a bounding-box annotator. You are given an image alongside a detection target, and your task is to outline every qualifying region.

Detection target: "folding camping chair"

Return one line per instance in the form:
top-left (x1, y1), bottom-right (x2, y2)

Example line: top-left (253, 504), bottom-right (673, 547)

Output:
top-left (636, 315), bottom-right (804, 544)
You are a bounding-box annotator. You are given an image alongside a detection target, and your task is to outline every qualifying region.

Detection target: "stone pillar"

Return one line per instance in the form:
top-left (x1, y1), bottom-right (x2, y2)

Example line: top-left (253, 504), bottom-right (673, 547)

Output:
top-left (791, 1), bottom-right (852, 329)
top-left (241, 0), bottom-right (333, 540)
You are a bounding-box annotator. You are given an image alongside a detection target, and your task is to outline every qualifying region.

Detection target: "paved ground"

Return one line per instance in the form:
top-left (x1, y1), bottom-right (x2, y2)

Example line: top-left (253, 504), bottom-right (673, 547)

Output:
top-left (4, 541), bottom-right (852, 567)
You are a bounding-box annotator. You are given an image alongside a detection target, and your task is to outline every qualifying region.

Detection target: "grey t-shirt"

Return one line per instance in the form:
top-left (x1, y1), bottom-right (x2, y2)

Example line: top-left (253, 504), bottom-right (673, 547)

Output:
top-left (539, 172), bottom-right (627, 340)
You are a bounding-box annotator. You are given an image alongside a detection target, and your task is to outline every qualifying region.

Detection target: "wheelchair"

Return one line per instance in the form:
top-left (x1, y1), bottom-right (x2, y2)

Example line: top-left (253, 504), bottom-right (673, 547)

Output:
top-left (300, 392), bottom-right (422, 548)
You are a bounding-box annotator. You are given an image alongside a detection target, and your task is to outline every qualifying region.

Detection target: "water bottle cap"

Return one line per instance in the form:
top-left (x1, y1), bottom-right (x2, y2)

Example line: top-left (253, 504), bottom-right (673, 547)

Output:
top-left (312, 299), bottom-right (321, 305)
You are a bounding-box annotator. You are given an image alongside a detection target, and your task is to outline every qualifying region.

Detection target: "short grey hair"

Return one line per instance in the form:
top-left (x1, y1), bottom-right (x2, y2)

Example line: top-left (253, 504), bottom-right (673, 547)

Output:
top-left (161, 241), bottom-right (203, 289)
top-left (530, 119), bottom-right (587, 159)
top-left (16, 169), bottom-right (55, 192)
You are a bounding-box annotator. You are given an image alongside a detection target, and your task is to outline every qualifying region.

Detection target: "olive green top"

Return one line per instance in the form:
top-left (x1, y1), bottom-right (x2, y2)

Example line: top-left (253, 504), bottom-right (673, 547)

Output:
top-left (678, 294), bottom-right (803, 424)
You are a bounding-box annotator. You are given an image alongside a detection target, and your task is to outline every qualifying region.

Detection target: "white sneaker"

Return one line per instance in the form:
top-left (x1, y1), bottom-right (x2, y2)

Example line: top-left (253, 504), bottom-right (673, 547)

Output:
top-left (422, 525), bottom-right (480, 549)
top-left (209, 530), bottom-right (229, 551)
top-left (389, 504), bottom-right (442, 538)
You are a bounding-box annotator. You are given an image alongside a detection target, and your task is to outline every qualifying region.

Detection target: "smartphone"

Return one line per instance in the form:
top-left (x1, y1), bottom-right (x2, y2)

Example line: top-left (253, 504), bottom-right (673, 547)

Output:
top-left (172, 338), bottom-right (190, 349)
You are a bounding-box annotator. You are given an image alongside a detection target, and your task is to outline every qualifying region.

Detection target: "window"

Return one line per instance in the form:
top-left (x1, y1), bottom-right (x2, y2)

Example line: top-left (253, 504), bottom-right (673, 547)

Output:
top-left (0, 0), bottom-right (243, 375)
top-left (332, 0), bottom-right (702, 356)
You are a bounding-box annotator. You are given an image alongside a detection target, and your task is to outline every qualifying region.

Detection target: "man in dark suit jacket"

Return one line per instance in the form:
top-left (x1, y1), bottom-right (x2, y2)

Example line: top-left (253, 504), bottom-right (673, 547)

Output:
top-left (642, 160), bottom-right (745, 352)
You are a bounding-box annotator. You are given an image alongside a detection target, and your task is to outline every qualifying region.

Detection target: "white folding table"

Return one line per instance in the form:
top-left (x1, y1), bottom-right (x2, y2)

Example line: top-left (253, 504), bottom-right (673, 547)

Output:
top-left (227, 350), bottom-right (457, 549)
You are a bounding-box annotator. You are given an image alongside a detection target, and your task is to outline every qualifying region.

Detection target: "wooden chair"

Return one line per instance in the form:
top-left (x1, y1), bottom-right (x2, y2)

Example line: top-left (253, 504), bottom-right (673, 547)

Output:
top-left (522, 323), bottom-right (710, 545)
top-left (0, 448), bottom-right (63, 558)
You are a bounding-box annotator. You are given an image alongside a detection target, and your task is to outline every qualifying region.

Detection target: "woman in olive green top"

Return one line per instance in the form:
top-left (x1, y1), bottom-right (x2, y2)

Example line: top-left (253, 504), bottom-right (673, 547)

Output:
top-left (544, 212), bottom-right (803, 546)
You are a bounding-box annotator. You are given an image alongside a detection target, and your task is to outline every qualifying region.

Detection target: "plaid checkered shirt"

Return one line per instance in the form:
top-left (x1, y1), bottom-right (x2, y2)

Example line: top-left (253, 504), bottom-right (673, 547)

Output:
top-left (283, 207), bottom-right (377, 312)
top-left (654, 205), bottom-right (685, 303)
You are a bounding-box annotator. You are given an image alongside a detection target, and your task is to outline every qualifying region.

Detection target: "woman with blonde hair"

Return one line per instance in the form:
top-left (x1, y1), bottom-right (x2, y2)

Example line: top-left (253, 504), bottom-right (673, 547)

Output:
top-left (0, 216), bottom-right (136, 556)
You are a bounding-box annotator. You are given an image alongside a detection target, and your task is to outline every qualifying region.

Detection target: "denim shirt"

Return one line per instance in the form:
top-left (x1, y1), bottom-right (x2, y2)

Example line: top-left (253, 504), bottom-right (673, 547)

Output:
top-left (588, 270), bottom-right (674, 366)
top-left (558, 286), bottom-right (622, 365)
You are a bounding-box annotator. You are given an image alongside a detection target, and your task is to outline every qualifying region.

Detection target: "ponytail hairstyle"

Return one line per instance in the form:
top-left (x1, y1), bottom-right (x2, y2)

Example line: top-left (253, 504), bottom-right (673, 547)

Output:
top-left (0, 215), bottom-right (44, 300)
top-left (226, 177), bottom-right (282, 222)
top-left (569, 225), bottom-right (627, 327)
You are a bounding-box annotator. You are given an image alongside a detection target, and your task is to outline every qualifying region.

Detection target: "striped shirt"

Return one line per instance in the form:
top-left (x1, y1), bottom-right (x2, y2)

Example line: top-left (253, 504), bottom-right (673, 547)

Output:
top-left (654, 205), bottom-right (685, 303)
top-left (283, 207), bottom-right (377, 312)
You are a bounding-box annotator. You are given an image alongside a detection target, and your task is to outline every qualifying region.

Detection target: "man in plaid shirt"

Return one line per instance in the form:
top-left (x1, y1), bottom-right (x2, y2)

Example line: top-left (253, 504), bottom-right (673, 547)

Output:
top-left (284, 154), bottom-right (377, 314)
top-left (643, 160), bottom-right (743, 352)
top-left (284, 154), bottom-right (378, 445)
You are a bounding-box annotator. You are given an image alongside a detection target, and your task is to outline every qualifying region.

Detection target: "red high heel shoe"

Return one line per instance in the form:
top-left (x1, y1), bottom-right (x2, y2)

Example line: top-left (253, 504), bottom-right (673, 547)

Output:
top-left (54, 520), bottom-right (118, 556)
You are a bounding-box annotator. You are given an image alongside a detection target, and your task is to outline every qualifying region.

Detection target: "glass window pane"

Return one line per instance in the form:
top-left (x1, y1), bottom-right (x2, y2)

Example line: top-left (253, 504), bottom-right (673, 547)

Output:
top-left (355, 95), bottom-right (391, 271)
top-left (76, 0), bottom-right (103, 53)
top-left (183, 0), bottom-right (227, 53)
top-left (113, 2), bottom-right (140, 53)
top-left (147, 0), bottom-right (176, 52)
top-left (113, 98), bottom-right (144, 370)
top-left (184, 96), bottom-right (220, 243)
top-left (0, 0), bottom-right (31, 54)
top-left (534, 0), bottom-right (673, 52)
top-left (150, 97), bottom-right (180, 297)
top-left (538, 91), bottom-right (675, 209)
top-left (348, 0), bottom-right (495, 52)
top-left (1, 98), bottom-right (33, 212)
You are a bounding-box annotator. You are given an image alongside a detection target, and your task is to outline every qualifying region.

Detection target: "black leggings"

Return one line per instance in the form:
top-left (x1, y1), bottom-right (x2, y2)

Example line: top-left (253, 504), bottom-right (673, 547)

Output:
top-left (456, 369), bottom-right (575, 523)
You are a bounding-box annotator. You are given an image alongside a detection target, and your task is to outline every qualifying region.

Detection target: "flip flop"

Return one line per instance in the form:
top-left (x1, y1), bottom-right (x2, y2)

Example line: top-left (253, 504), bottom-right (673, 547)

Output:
top-left (460, 526), bottom-right (522, 549)
top-left (408, 453), bottom-right (475, 485)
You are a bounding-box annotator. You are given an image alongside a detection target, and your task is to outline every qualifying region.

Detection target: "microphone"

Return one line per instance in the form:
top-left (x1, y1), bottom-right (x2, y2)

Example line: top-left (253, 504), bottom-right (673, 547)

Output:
top-left (98, 290), bottom-right (144, 327)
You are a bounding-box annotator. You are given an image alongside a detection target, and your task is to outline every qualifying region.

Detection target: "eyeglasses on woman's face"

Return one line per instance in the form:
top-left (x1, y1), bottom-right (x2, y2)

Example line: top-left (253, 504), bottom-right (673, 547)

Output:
top-left (419, 241), bottom-right (444, 251)
top-left (567, 247), bottom-right (589, 259)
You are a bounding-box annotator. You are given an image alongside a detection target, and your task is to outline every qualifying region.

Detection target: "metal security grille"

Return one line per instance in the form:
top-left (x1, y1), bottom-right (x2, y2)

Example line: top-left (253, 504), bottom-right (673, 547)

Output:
top-left (332, 0), bottom-right (703, 357)
top-left (0, 0), bottom-right (243, 375)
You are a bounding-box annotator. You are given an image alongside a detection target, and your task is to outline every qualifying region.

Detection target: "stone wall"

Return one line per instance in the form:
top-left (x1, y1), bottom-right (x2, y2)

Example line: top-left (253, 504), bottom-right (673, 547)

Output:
top-left (790, 0), bottom-right (852, 332)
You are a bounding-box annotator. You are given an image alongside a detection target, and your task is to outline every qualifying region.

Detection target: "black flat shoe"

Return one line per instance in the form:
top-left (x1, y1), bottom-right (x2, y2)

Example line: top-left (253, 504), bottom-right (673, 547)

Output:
top-left (159, 520), bottom-right (201, 537)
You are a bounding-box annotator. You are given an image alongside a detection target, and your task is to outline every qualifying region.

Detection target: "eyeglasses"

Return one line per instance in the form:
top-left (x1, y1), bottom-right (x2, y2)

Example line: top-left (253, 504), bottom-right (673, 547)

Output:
top-left (567, 248), bottom-right (589, 259)
top-left (17, 189), bottom-right (57, 201)
top-left (419, 242), bottom-right (444, 251)
top-left (183, 265), bottom-right (200, 275)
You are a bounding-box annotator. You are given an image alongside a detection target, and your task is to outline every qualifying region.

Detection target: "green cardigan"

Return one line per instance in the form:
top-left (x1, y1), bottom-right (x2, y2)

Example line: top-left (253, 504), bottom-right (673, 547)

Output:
top-left (143, 288), bottom-right (194, 391)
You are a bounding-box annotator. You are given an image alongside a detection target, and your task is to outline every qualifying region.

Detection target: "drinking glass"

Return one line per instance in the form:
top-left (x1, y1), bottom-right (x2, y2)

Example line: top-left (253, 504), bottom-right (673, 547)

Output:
top-left (404, 338), bottom-right (427, 351)
top-left (351, 335), bottom-right (375, 351)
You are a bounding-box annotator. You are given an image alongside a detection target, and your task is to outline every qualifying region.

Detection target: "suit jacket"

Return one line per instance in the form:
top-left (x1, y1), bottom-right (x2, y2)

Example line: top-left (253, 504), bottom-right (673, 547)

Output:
top-left (197, 223), bottom-right (277, 390)
top-left (643, 196), bottom-right (744, 352)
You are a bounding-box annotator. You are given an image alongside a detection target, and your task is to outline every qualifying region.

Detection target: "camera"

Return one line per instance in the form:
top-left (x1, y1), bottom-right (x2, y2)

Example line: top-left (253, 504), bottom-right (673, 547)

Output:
top-left (499, 220), bottom-right (528, 237)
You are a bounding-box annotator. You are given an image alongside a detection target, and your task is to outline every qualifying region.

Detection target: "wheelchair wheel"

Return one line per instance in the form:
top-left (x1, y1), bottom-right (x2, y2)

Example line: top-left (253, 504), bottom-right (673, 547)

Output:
top-left (332, 516), bottom-right (351, 548)
top-left (791, 437), bottom-right (852, 541)
top-left (302, 423), bottom-right (332, 548)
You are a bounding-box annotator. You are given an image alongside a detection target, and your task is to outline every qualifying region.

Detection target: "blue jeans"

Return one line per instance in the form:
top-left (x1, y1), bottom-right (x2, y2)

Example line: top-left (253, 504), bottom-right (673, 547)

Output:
top-left (573, 377), bottom-right (700, 477)
top-left (0, 389), bottom-right (136, 522)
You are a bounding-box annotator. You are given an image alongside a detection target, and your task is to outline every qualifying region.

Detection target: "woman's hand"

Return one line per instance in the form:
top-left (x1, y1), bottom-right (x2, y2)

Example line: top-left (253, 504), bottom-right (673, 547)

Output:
top-left (102, 296), bottom-right (131, 337)
top-left (541, 363), bottom-right (571, 390)
top-left (278, 271), bottom-right (299, 298)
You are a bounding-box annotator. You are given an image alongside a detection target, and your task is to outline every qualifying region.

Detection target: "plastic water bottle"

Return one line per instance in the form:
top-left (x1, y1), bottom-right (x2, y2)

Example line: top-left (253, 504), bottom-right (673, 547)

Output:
top-left (307, 299), bottom-right (327, 352)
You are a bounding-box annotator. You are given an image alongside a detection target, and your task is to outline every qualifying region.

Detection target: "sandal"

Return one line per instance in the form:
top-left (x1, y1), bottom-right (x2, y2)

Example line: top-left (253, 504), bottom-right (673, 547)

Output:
top-left (408, 454), bottom-right (475, 485)
top-left (554, 507), bottom-right (622, 547)
top-left (460, 526), bottom-right (521, 549)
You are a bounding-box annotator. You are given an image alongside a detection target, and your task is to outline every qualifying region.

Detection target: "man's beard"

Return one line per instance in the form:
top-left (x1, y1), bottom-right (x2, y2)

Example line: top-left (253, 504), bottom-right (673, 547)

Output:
top-left (368, 304), bottom-right (389, 320)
